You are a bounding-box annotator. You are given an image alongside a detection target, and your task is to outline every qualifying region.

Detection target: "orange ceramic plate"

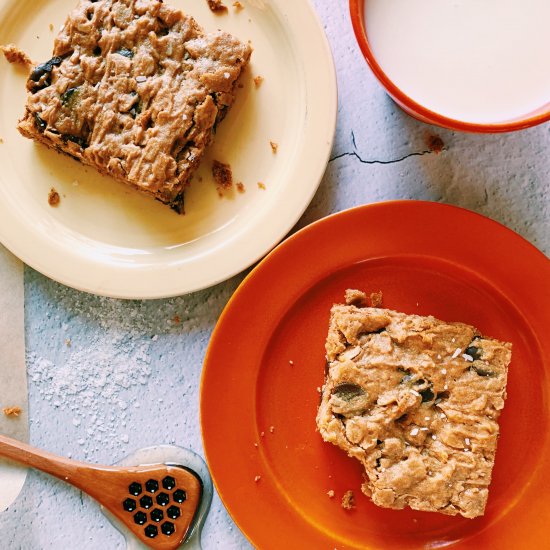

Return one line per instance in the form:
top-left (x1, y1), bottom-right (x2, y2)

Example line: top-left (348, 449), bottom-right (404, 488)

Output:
top-left (200, 201), bottom-right (550, 549)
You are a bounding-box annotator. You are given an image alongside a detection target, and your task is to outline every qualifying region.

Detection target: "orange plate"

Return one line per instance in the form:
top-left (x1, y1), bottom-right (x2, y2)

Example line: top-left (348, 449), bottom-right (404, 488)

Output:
top-left (200, 201), bottom-right (550, 549)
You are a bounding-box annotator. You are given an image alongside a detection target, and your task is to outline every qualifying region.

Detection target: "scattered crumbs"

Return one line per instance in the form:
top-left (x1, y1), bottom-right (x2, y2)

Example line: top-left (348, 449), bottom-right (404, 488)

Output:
top-left (451, 348), bottom-right (461, 359)
top-left (451, 337), bottom-right (456, 343)
top-left (120, 434), bottom-right (129, 444)
top-left (65, 339), bottom-right (72, 347)
top-left (327, 490), bottom-right (335, 498)
top-left (345, 289), bottom-right (368, 307)
top-left (269, 426), bottom-right (275, 433)
top-left (48, 188), bottom-right (60, 207)
top-left (212, 159), bottom-right (233, 196)
top-left (253, 75), bottom-right (264, 88)
top-left (49, 23), bottom-right (54, 32)
top-left (236, 181), bottom-right (246, 193)
top-left (370, 291), bottom-right (383, 308)
top-left (172, 314), bottom-right (181, 325)
top-left (254, 475), bottom-right (261, 482)
top-left (427, 134), bottom-right (445, 154)
top-left (441, 368), bottom-right (447, 375)
top-left (462, 353), bottom-right (474, 362)
top-left (253, 442), bottom-right (258, 448)
top-left (316, 386), bottom-right (322, 393)
top-left (233, 1), bottom-right (244, 9)
top-left (410, 427), bottom-right (419, 436)
top-left (288, 360), bottom-right (294, 366)
top-left (341, 490), bottom-right (355, 510)
top-left (432, 434), bottom-right (437, 440)
top-left (3, 407), bottom-right (21, 418)
top-left (260, 431), bottom-right (265, 437)
top-left (207, 0), bottom-right (228, 13)
top-left (257, 182), bottom-right (266, 190)
top-left (269, 141), bottom-right (278, 153)
top-left (0, 44), bottom-right (32, 65)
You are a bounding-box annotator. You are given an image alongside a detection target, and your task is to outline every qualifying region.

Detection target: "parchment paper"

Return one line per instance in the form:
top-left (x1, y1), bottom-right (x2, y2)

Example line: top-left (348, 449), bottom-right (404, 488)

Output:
top-left (0, 245), bottom-right (28, 511)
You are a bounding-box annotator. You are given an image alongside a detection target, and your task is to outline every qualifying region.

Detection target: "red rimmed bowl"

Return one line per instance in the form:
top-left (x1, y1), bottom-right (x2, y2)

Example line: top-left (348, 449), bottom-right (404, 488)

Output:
top-left (350, 0), bottom-right (550, 133)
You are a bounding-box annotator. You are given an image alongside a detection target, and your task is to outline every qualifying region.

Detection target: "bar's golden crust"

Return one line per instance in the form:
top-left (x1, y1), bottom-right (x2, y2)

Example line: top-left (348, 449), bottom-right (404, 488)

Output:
top-left (17, 0), bottom-right (251, 213)
top-left (316, 290), bottom-right (512, 519)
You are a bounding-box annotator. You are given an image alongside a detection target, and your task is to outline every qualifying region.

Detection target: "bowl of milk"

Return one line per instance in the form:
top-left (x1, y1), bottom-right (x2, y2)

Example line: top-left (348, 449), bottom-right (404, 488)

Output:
top-left (351, 0), bottom-right (550, 132)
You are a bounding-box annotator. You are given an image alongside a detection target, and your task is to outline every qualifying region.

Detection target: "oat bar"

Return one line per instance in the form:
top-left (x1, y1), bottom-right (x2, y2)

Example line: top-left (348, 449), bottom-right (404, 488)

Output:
top-left (316, 290), bottom-right (512, 518)
top-left (17, 0), bottom-right (251, 213)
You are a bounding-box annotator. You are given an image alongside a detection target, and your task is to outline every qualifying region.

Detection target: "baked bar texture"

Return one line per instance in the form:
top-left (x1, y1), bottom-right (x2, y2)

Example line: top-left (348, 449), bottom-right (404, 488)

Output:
top-left (17, 0), bottom-right (251, 213)
top-left (316, 290), bottom-right (512, 518)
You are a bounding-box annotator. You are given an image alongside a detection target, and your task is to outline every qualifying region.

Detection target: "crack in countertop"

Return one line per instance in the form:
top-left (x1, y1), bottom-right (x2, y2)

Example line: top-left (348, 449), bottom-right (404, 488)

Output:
top-left (329, 148), bottom-right (435, 166)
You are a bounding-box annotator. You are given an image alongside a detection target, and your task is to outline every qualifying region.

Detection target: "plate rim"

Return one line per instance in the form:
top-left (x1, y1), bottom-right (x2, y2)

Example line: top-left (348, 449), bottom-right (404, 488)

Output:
top-left (0, 0), bottom-right (337, 299)
top-left (200, 199), bottom-right (550, 549)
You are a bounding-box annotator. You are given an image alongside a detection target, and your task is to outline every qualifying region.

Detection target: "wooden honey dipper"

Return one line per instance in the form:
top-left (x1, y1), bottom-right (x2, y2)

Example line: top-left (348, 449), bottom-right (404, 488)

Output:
top-left (0, 433), bottom-right (202, 550)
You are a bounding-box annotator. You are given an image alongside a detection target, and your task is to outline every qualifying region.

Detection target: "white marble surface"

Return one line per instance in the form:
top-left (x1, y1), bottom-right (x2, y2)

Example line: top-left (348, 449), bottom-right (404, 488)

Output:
top-left (1, 1), bottom-right (549, 549)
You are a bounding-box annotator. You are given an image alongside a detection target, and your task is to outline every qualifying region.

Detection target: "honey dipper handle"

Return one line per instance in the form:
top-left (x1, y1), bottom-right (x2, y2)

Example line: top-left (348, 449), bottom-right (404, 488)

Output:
top-left (0, 433), bottom-right (103, 484)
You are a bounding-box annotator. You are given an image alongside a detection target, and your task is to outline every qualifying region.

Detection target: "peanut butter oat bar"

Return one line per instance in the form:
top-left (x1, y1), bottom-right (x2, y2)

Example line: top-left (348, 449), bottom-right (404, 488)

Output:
top-left (316, 290), bottom-right (512, 519)
top-left (17, 0), bottom-right (251, 213)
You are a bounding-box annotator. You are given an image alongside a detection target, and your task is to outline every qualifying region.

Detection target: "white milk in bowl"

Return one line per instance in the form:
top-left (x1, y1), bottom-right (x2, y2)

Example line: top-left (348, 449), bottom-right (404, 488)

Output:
top-left (364, 0), bottom-right (550, 124)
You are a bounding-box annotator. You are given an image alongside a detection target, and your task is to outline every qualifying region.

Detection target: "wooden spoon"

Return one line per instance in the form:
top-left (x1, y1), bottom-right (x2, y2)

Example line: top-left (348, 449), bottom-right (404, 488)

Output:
top-left (0, 433), bottom-right (202, 550)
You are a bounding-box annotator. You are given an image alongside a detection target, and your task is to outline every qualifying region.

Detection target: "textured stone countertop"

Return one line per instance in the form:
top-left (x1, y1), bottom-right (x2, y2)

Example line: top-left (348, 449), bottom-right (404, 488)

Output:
top-left (1, 1), bottom-right (549, 549)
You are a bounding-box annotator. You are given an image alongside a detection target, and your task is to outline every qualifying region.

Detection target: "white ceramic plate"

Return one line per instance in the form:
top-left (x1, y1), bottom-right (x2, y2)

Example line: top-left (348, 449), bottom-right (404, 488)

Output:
top-left (0, 0), bottom-right (336, 298)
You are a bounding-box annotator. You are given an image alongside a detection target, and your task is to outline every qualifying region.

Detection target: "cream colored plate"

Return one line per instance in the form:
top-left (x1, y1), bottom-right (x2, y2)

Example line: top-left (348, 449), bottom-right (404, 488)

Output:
top-left (0, 0), bottom-right (336, 298)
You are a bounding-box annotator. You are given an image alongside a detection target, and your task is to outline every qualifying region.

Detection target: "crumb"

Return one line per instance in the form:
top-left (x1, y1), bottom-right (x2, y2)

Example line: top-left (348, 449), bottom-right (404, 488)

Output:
top-left (233, 1), bottom-right (244, 9)
top-left (0, 44), bottom-right (32, 66)
top-left (253, 75), bottom-right (264, 88)
top-left (207, 0), bottom-right (228, 13)
top-left (172, 314), bottom-right (181, 325)
top-left (48, 188), bottom-right (60, 206)
top-left (427, 135), bottom-right (445, 154)
top-left (254, 475), bottom-right (261, 482)
top-left (269, 426), bottom-right (275, 433)
top-left (260, 431), bottom-right (265, 437)
top-left (327, 490), bottom-right (335, 498)
top-left (341, 490), bottom-right (355, 510)
top-left (316, 386), bottom-right (322, 393)
top-left (370, 291), bottom-right (383, 308)
top-left (49, 23), bottom-right (54, 32)
top-left (269, 141), bottom-right (278, 153)
top-left (236, 182), bottom-right (246, 193)
top-left (345, 289), bottom-right (368, 307)
top-left (3, 407), bottom-right (22, 418)
top-left (288, 360), bottom-right (294, 365)
top-left (212, 160), bottom-right (233, 195)
top-left (257, 182), bottom-right (266, 190)
top-left (65, 339), bottom-right (72, 347)
top-left (253, 443), bottom-right (258, 448)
